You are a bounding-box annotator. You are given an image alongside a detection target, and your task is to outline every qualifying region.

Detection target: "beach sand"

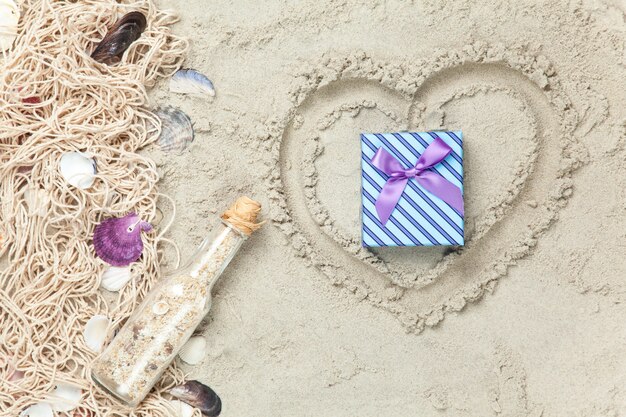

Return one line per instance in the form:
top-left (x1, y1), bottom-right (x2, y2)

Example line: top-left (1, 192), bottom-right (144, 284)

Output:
top-left (146, 0), bottom-right (626, 415)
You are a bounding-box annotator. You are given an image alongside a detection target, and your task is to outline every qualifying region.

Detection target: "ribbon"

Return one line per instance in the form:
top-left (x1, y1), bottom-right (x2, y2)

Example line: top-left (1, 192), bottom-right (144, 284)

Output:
top-left (370, 136), bottom-right (464, 226)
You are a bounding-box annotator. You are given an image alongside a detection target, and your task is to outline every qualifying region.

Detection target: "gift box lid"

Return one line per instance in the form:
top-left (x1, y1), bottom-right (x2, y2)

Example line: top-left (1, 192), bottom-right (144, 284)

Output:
top-left (361, 131), bottom-right (464, 247)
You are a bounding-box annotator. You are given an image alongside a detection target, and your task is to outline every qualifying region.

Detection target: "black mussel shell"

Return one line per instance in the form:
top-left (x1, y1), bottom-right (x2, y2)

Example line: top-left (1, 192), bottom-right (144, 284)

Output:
top-left (91, 11), bottom-right (147, 65)
top-left (168, 380), bottom-right (222, 417)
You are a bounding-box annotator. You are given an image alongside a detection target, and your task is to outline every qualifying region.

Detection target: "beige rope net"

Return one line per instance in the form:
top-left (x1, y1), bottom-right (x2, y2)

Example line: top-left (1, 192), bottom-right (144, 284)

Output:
top-left (0, 0), bottom-right (191, 415)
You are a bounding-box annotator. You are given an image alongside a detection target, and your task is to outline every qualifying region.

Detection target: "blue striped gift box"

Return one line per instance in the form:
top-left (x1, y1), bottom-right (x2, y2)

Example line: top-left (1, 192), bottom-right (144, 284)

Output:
top-left (361, 131), bottom-right (464, 247)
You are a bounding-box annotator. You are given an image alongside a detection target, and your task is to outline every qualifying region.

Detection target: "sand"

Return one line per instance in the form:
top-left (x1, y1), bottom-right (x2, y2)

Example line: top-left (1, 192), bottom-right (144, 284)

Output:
top-left (142, 0), bottom-right (626, 415)
top-left (6, 0), bottom-right (625, 415)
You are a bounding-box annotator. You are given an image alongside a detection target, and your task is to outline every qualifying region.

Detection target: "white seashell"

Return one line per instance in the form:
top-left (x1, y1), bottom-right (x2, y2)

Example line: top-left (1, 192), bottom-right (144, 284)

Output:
top-left (100, 265), bottom-right (132, 292)
top-left (178, 336), bottom-right (207, 365)
top-left (154, 106), bottom-right (194, 153)
top-left (83, 315), bottom-right (109, 352)
top-left (19, 403), bottom-right (53, 417)
top-left (49, 383), bottom-right (82, 412)
top-left (169, 399), bottom-right (195, 417)
top-left (170, 69), bottom-right (215, 97)
top-left (59, 152), bottom-right (96, 190)
top-left (0, 0), bottom-right (19, 53)
top-left (152, 301), bottom-right (169, 315)
top-left (23, 186), bottom-right (50, 217)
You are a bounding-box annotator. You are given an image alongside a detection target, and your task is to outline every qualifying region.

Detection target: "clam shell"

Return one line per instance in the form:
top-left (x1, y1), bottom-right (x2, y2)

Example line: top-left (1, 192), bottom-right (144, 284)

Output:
top-left (24, 186), bottom-right (50, 217)
top-left (152, 301), bottom-right (169, 315)
top-left (155, 106), bottom-right (194, 153)
top-left (178, 336), bottom-right (207, 365)
top-left (169, 380), bottom-right (221, 417)
top-left (0, 0), bottom-right (19, 53)
top-left (169, 400), bottom-right (195, 417)
top-left (59, 152), bottom-right (96, 190)
top-left (93, 213), bottom-right (152, 267)
top-left (49, 383), bottom-right (82, 412)
top-left (20, 403), bottom-right (53, 417)
top-left (100, 265), bottom-right (132, 292)
top-left (170, 69), bottom-right (215, 97)
top-left (91, 12), bottom-right (147, 65)
top-left (83, 315), bottom-right (109, 352)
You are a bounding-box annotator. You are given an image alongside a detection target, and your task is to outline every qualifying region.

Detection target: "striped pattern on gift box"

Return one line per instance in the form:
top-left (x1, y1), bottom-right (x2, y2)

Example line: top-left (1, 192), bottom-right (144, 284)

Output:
top-left (361, 131), bottom-right (464, 247)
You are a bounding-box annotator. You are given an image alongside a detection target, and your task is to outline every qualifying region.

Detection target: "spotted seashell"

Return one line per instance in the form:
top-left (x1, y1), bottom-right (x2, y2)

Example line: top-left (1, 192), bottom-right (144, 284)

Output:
top-left (93, 213), bottom-right (152, 267)
top-left (154, 106), bottom-right (194, 153)
top-left (152, 301), bottom-right (169, 315)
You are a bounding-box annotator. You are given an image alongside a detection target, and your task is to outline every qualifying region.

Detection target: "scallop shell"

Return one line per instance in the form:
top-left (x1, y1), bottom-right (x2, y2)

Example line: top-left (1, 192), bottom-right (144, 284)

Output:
top-left (91, 12), bottom-right (147, 65)
top-left (0, 0), bottom-right (19, 53)
top-left (152, 301), bottom-right (169, 315)
top-left (170, 69), bottom-right (215, 97)
top-left (93, 213), bottom-right (152, 267)
top-left (100, 265), bottom-right (132, 292)
top-left (19, 403), bottom-right (53, 417)
top-left (24, 186), bottom-right (50, 217)
top-left (59, 152), bottom-right (96, 190)
top-left (169, 380), bottom-right (221, 417)
top-left (155, 106), bottom-right (194, 153)
top-left (83, 315), bottom-right (109, 352)
top-left (178, 336), bottom-right (207, 365)
top-left (169, 400), bottom-right (194, 417)
top-left (49, 383), bottom-right (82, 412)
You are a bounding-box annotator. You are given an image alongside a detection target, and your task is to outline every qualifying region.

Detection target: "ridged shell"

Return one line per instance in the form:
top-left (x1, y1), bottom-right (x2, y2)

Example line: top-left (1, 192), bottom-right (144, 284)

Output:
top-left (178, 336), bottom-right (207, 365)
top-left (19, 403), bottom-right (53, 417)
top-left (0, 0), bottom-right (19, 53)
top-left (155, 106), bottom-right (194, 153)
top-left (93, 213), bottom-right (152, 267)
top-left (83, 315), bottom-right (109, 352)
top-left (59, 152), bottom-right (96, 190)
top-left (100, 265), bottom-right (132, 292)
top-left (49, 383), bottom-right (82, 412)
top-left (91, 12), bottom-right (147, 65)
top-left (24, 186), bottom-right (50, 217)
top-left (170, 69), bottom-right (215, 97)
top-left (169, 380), bottom-right (221, 417)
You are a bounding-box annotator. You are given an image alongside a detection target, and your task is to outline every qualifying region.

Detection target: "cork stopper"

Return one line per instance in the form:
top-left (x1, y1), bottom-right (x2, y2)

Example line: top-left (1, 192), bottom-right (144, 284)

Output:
top-left (220, 196), bottom-right (264, 236)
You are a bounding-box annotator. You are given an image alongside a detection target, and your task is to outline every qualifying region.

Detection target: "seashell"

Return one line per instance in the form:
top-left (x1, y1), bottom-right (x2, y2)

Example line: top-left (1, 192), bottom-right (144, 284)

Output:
top-left (0, 0), bottom-right (19, 53)
top-left (154, 106), bottom-right (194, 153)
top-left (91, 12), bottom-right (147, 65)
top-left (24, 186), bottom-right (50, 217)
top-left (49, 383), bottom-right (82, 412)
top-left (178, 336), bottom-right (207, 365)
top-left (93, 213), bottom-right (152, 267)
top-left (169, 399), bottom-right (195, 417)
top-left (170, 69), bottom-right (215, 97)
top-left (169, 380), bottom-right (222, 417)
top-left (100, 265), bottom-right (132, 292)
top-left (152, 301), bottom-right (169, 315)
top-left (19, 403), bottom-right (53, 417)
top-left (59, 152), bottom-right (97, 190)
top-left (83, 315), bottom-right (110, 352)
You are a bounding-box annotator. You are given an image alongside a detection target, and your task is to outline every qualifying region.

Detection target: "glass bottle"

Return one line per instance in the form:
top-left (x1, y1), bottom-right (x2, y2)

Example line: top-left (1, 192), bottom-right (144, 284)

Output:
top-left (91, 197), bottom-right (261, 407)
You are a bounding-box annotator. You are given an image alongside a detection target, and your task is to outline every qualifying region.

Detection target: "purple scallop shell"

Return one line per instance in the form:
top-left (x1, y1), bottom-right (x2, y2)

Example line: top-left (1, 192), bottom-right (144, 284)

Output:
top-left (93, 213), bottom-right (152, 266)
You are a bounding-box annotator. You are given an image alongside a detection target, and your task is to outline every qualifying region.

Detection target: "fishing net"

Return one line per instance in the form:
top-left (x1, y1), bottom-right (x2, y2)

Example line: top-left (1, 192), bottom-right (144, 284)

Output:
top-left (0, 0), bottom-right (190, 415)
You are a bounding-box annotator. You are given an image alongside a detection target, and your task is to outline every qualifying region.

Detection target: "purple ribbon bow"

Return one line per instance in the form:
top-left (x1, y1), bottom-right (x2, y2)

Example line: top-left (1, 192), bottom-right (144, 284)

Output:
top-left (370, 136), bottom-right (464, 226)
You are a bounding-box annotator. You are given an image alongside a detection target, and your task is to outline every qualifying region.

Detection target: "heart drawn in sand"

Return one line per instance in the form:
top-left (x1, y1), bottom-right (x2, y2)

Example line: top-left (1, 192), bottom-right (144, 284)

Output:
top-left (269, 45), bottom-right (582, 332)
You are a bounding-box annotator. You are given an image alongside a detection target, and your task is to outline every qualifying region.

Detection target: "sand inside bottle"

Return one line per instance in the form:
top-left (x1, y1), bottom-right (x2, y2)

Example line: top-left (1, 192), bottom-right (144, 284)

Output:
top-left (91, 224), bottom-right (243, 406)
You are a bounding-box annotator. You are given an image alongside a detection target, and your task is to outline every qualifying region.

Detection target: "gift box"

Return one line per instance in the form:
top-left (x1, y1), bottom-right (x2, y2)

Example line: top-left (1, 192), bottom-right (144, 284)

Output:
top-left (361, 131), bottom-right (465, 247)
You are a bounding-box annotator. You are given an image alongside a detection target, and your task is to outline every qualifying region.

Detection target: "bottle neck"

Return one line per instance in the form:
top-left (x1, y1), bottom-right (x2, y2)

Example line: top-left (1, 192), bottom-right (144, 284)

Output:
top-left (187, 218), bottom-right (247, 291)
